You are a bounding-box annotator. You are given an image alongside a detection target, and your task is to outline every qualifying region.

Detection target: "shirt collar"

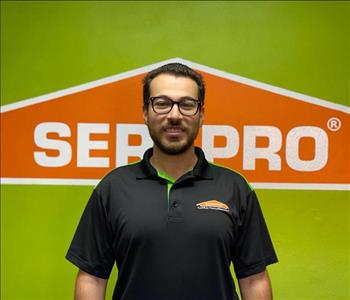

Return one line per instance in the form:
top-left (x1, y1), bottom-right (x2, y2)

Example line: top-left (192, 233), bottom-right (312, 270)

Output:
top-left (136, 147), bottom-right (213, 180)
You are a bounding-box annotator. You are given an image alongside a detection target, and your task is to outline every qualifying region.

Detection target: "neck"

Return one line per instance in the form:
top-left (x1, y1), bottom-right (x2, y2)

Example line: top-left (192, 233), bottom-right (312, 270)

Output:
top-left (150, 146), bottom-right (198, 181)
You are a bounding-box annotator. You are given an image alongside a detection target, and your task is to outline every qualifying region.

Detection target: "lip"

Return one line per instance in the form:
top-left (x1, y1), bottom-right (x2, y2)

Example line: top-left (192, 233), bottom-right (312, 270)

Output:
top-left (163, 126), bottom-right (185, 136)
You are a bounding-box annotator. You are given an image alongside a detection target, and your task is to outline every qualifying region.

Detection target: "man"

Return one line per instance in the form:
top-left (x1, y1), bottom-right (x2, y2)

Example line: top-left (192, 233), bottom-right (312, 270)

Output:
top-left (66, 63), bottom-right (278, 299)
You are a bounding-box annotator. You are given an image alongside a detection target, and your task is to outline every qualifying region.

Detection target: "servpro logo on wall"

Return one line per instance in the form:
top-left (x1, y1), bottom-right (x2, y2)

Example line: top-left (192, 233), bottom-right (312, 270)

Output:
top-left (1, 58), bottom-right (349, 190)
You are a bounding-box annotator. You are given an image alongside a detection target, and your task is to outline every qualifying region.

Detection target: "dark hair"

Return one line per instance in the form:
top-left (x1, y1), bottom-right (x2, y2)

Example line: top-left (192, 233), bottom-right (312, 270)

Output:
top-left (143, 62), bottom-right (205, 107)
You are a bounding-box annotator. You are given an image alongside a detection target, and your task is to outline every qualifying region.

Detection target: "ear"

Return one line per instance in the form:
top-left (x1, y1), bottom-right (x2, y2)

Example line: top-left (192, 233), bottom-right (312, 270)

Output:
top-left (199, 106), bottom-right (204, 127)
top-left (143, 105), bottom-right (149, 125)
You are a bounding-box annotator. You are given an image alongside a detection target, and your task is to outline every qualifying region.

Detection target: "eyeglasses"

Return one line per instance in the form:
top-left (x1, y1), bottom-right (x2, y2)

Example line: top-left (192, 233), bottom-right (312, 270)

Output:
top-left (148, 96), bottom-right (201, 116)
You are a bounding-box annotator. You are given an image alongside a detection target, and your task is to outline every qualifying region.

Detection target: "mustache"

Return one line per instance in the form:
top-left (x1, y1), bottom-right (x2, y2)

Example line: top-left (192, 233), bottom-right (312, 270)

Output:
top-left (164, 119), bottom-right (184, 127)
top-left (163, 123), bottom-right (185, 131)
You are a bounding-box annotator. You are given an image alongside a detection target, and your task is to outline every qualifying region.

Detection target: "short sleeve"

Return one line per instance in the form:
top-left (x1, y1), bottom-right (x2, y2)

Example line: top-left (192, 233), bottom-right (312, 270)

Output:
top-left (232, 190), bottom-right (278, 279)
top-left (66, 189), bottom-right (115, 279)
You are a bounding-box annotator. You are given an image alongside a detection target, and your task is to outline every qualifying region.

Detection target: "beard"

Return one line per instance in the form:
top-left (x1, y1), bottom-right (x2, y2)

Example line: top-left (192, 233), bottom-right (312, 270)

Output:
top-left (147, 120), bottom-right (200, 155)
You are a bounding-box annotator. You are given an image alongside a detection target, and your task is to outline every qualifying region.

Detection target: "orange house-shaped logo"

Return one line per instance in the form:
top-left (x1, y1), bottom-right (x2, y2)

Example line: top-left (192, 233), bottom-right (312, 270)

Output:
top-left (1, 58), bottom-right (349, 190)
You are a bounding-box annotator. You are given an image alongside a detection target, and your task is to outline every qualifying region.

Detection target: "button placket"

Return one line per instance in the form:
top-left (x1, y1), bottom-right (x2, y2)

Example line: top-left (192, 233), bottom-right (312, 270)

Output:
top-left (168, 187), bottom-right (183, 221)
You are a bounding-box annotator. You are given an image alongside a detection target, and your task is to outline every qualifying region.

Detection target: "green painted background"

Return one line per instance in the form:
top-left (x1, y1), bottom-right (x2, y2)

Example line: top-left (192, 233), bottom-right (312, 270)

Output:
top-left (1, 1), bottom-right (349, 299)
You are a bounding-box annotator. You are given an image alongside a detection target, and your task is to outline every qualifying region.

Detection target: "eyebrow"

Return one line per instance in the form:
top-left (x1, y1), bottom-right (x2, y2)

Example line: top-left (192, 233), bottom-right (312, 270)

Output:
top-left (152, 95), bottom-right (198, 101)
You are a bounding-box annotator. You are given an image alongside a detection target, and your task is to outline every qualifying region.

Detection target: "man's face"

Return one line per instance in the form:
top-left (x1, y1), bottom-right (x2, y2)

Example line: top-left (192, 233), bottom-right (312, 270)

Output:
top-left (143, 74), bottom-right (204, 155)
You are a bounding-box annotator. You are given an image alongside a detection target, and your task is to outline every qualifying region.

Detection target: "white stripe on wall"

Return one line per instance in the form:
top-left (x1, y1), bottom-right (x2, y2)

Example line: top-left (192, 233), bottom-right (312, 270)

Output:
top-left (1, 177), bottom-right (349, 190)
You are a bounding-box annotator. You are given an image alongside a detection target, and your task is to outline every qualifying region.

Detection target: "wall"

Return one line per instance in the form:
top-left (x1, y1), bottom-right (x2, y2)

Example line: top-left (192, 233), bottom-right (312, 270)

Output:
top-left (1, 1), bottom-right (349, 299)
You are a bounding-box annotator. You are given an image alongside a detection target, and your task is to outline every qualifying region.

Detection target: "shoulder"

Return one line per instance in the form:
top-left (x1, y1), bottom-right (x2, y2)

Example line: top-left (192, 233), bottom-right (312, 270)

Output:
top-left (208, 162), bottom-right (254, 194)
top-left (94, 161), bottom-right (142, 194)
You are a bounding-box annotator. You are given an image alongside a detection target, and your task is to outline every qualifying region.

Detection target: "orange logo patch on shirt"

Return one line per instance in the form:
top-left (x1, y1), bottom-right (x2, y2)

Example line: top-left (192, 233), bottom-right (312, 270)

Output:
top-left (196, 200), bottom-right (230, 212)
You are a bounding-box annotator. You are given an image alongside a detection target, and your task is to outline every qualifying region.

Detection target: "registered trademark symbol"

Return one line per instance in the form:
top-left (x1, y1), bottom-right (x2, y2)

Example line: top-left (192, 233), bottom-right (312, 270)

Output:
top-left (327, 117), bottom-right (341, 131)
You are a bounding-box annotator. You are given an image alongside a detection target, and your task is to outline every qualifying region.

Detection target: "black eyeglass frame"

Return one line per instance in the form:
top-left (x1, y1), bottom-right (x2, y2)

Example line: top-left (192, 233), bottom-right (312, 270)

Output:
top-left (148, 96), bottom-right (202, 116)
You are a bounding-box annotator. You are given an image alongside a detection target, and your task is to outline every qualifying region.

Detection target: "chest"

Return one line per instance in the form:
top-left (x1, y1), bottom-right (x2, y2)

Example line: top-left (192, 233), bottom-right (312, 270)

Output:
top-left (108, 179), bottom-right (240, 247)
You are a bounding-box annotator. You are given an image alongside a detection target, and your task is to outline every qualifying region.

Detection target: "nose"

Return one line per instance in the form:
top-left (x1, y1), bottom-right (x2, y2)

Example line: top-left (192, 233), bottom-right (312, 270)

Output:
top-left (167, 102), bottom-right (183, 120)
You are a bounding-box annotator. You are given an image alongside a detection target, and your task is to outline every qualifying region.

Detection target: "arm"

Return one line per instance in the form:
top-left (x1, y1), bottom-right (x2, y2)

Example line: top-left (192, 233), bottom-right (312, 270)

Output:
top-left (238, 270), bottom-right (273, 300)
top-left (75, 269), bottom-right (108, 300)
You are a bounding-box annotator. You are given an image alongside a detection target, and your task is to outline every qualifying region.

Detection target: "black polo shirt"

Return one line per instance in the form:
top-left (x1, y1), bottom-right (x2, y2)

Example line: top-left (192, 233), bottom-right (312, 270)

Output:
top-left (66, 147), bottom-right (278, 300)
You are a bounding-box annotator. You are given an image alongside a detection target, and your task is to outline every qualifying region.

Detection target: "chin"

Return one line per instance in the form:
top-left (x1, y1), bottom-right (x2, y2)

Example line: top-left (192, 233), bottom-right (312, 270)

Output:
top-left (149, 127), bottom-right (197, 155)
top-left (157, 140), bottom-right (193, 155)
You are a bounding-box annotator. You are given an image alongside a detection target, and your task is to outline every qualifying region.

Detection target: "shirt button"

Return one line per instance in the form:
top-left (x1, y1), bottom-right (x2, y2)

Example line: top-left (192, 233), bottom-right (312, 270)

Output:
top-left (172, 201), bottom-right (178, 208)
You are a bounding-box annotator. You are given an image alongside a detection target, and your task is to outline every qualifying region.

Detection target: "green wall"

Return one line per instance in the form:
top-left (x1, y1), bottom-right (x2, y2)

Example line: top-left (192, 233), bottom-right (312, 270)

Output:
top-left (1, 1), bottom-right (349, 299)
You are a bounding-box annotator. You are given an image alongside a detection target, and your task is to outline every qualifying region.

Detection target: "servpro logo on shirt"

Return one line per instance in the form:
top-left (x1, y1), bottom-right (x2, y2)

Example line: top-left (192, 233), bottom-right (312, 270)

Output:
top-left (1, 58), bottom-right (349, 190)
top-left (196, 200), bottom-right (230, 213)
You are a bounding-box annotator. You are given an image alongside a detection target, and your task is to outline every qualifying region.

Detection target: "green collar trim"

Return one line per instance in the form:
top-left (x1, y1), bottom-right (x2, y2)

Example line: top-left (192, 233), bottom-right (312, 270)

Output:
top-left (157, 170), bottom-right (175, 183)
top-left (157, 170), bottom-right (175, 198)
